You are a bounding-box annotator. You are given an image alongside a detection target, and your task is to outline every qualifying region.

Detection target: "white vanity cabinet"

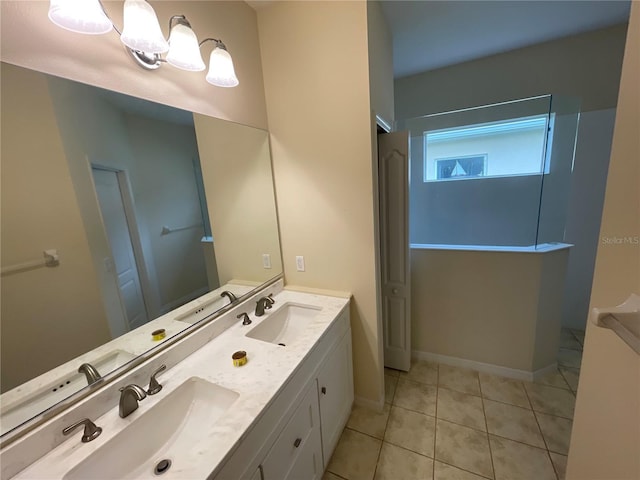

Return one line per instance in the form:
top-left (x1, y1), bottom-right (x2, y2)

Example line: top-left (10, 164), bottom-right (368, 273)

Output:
top-left (260, 381), bottom-right (323, 480)
top-left (317, 328), bottom-right (354, 464)
top-left (212, 306), bottom-right (352, 480)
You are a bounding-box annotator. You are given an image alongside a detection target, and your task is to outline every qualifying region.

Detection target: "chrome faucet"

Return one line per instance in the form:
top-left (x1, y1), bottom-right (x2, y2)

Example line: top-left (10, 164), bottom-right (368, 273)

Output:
top-left (255, 294), bottom-right (275, 317)
top-left (221, 290), bottom-right (238, 304)
top-left (119, 384), bottom-right (147, 418)
top-left (78, 363), bottom-right (102, 385)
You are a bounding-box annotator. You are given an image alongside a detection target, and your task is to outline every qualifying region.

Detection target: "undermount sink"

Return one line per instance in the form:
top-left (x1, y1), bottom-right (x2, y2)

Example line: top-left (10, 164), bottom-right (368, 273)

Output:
top-left (0, 350), bottom-right (135, 435)
top-left (64, 377), bottom-right (239, 480)
top-left (175, 296), bottom-right (229, 324)
top-left (246, 303), bottom-right (322, 346)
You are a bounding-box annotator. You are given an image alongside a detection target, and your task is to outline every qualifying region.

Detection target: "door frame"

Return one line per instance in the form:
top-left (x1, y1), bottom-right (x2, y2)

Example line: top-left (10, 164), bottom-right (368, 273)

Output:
top-left (91, 164), bottom-right (157, 323)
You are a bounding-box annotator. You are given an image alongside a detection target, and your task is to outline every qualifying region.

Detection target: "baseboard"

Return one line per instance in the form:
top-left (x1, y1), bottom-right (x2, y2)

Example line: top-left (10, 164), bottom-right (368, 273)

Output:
top-left (411, 350), bottom-right (556, 382)
top-left (354, 394), bottom-right (385, 412)
top-left (531, 362), bottom-right (559, 381)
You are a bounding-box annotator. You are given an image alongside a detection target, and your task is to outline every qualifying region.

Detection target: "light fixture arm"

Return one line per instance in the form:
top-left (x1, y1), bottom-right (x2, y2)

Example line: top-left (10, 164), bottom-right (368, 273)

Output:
top-left (199, 38), bottom-right (227, 50)
top-left (95, 0), bottom-right (121, 36)
top-left (169, 14), bottom-right (190, 32)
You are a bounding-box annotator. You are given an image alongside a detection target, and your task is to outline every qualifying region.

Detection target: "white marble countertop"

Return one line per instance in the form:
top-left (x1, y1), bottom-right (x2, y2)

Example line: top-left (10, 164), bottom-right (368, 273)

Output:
top-left (10, 289), bottom-right (350, 479)
top-left (0, 283), bottom-right (256, 435)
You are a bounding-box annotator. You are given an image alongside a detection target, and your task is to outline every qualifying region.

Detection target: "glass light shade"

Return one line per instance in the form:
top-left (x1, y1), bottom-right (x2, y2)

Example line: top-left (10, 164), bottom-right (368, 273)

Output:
top-left (206, 47), bottom-right (239, 88)
top-left (48, 0), bottom-right (112, 34)
top-left (166, 23), bottom-right (205, 71)
top-left (120, 0), bottom-right (168, 54)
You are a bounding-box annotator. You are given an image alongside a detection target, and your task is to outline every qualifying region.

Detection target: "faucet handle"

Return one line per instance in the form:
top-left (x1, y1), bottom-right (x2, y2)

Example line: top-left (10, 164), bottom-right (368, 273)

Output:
top-left (63, 418), bottom-right (102, 443)
top-left (147, 364), bottom-right (167, 395)
top-left (237, 312), bottom-right (252, 325)
top-left (265, 293), bottom-right (275, 305)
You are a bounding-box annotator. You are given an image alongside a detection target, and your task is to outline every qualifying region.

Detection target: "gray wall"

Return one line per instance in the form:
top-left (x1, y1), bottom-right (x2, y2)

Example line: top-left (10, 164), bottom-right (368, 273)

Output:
top-left (396, 23), bottom-right (627, 119)
top-left (398, 25), bottom-right (625, 329)
top-left (562, 109), bottom-right (616, 329)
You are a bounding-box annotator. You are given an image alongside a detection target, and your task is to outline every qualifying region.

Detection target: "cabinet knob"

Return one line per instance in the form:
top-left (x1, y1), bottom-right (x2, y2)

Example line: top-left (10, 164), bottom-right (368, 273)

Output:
top-left (294, 437), bottom-right (302, 448)
top-left (392, 288), bottom-right (398, 294)
top-left (321, 386), bottom-right (327, 395)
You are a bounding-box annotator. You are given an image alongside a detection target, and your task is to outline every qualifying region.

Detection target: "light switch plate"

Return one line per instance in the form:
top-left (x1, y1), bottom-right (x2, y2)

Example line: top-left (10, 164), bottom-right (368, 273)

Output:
top-left (262, 254), bottom-right (272, 269)
top-left (295, 256), bottom-right (305, 272)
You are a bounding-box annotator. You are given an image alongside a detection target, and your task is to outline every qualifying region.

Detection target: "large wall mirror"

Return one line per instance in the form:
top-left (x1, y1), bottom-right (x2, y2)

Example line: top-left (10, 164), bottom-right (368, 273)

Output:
top-left (0, 62), bottom-right (283, 437)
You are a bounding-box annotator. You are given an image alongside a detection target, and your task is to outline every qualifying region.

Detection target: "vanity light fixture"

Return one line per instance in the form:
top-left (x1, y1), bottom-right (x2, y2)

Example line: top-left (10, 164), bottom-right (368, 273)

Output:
top-left (47, 0), bottom-right (239, 88)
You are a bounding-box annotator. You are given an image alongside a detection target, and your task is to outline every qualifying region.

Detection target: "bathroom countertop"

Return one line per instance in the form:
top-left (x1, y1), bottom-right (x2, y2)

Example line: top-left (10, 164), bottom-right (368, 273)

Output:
top-left (0, 283), bottom-right (256, 435)
top-left (10, 289), bottom-right (350, 479)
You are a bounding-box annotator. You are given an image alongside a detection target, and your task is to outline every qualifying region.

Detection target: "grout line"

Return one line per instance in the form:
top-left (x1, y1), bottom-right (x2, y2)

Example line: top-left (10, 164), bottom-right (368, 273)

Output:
top-left (524, 379), bottom-right (560, 480)
top-left (342, 426), bottom-right (383, 443)
top-left (325, 471), bottom-right (349, 480)
top-left (478, 371), bottom-right (496, 480)
top-left (434, 459), bottom-right (494, 480)
top-left (382, 437), bottom-right (435, 460)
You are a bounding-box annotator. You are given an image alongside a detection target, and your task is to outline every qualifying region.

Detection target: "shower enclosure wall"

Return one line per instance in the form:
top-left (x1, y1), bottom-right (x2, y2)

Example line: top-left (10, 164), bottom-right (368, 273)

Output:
top-left (402, 95), bottom-right (581, 376)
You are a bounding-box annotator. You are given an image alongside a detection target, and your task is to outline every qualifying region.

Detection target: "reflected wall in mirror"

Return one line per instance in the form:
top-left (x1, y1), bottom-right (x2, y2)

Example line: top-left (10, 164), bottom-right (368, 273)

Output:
top-left (0, 62), bottom-right (282, 435)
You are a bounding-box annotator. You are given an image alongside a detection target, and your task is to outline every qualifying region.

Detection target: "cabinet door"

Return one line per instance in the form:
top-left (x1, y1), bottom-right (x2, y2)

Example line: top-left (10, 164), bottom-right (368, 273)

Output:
top-left (317, 329), bottom-right (354, 465)
top-left (261, 381), bottom-right (323, 480)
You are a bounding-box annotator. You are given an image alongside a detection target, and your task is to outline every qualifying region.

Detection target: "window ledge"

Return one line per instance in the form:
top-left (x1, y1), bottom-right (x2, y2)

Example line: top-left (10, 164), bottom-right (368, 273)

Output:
top-left (410, 242), bottom-right (573, 253)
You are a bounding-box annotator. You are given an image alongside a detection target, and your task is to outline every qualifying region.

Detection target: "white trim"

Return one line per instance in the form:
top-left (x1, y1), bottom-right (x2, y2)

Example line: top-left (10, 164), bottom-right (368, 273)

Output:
top-left (412, 349), bottom-right (557, 382)
top-left (409, 242), bottom-right (573, 253)
top-left (426, 115), bottom-right (548, 142)
top-left (354, 394), bottom-right (385, 412)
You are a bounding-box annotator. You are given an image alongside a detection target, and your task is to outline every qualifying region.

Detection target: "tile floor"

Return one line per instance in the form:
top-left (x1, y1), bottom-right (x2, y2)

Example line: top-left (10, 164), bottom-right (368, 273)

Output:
top-left (324, 328), bottom-right (584, 480)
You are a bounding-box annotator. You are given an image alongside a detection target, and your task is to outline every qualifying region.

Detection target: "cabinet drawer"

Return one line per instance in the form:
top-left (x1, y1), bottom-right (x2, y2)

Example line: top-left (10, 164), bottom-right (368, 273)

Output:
top-left (261, 381), bottom-right (322, 480)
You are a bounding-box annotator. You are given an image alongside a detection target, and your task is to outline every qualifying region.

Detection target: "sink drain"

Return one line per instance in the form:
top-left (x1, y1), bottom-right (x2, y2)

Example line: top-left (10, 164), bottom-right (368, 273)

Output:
top-left (154, 459), bottom-right (172, 476)
top-left (278, 343), bottom-right (286, 347)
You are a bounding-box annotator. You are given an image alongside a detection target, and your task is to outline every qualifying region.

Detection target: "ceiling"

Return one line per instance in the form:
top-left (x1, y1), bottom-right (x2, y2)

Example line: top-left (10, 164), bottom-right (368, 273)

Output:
top-left (380, 0), bottom-right (631, 78)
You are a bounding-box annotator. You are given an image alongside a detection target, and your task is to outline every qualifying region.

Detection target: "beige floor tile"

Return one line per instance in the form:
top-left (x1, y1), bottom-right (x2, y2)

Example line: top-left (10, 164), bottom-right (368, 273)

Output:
top-left (347, 403), bottom-right (391, 439)
top-left (385, 374), bottom-right (399, 404)
top-left (374, 442), bottom-right (434, 480)
top-left (324, 472), bottom-right (346, 480)
top-left (524, 383), bottom-right (575, 418)
top-left (434, 462), bottom-right (489, 480)
top-left (489, 435), bottom-right (556, 480)
top-left (549, 452), bottom-right (568, 480)
top-left (535, 412), bottom-right (573, 455)
top-left (435, 419), bottom-right (493, 479)
top-left (385, 367), bottom-right (400, 378)
top-left (438, 365), bottom-right (481, 396)
top-left (400, 360), bottom-right (438, 386)
top-left (533, 369), bottom-right (570, 390)
top-left (385, 406), bottom-right (436, 458)
top-left (559, 367), bottom-right (580, 392)
top-left (394, 379), bottom-right (437, 416)
top-left (557, 348), bottom-right (583, 369)
top-left (327, 428), bottom-right (382, 480)
top-left (478, 373), bottom-right (529, 408)
top-left (559, 329), bottom-right (582, 351)
top-left (484, 399), bottom-right (545, 448)
top-left (436, 388), bottom-right (486, 431)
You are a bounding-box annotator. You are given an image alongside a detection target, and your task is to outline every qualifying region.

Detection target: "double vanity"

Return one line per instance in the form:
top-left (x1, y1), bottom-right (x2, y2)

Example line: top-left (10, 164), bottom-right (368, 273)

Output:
top-left (0, 281), bottom-right (353, 479)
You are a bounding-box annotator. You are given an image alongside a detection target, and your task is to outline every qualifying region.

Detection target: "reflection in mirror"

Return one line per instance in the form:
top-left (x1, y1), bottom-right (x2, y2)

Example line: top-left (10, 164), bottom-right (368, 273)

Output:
top-left (0, 63), bottom-right (282, 436)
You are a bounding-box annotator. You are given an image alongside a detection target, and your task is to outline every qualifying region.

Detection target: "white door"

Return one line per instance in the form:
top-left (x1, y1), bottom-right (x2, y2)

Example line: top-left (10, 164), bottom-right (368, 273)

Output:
top-left (92, 168), bottom-right (149, 331)
top-left (379, 131), bottom-right (411, 372)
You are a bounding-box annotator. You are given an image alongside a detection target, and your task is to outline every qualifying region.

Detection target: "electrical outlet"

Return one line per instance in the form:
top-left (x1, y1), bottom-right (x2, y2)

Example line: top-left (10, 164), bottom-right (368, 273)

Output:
top-left (295, 255), bottom-right (305, 272)
top-left (262, 254), bottom-right (272, 269)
